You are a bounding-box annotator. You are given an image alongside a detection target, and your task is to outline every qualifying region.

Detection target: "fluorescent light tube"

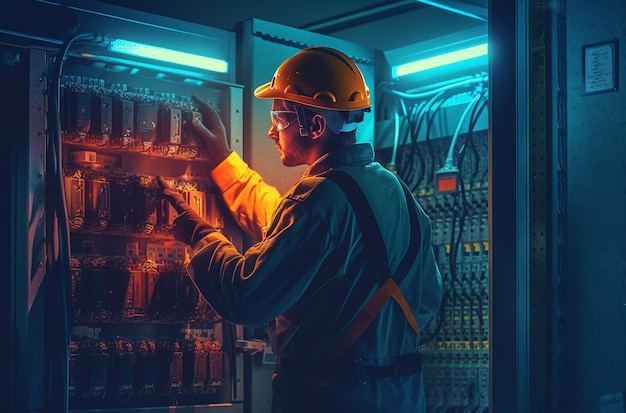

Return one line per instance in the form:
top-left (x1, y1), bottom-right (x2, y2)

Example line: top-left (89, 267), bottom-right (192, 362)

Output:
top-left (108, 39), bottom-right (228, 74)
top-left (393, 42), bottom-right (488, 77)
top-left (416, 0), bottom-right (486, 21)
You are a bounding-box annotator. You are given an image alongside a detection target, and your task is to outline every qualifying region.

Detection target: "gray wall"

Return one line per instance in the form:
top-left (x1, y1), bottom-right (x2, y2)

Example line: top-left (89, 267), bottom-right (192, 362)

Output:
top-left (565, 1), bottom-right (626, 411)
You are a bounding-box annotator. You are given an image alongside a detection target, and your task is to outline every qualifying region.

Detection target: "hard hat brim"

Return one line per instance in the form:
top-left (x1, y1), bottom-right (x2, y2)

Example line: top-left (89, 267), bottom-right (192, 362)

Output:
top-left (254, 81), bottom-right (371, 112)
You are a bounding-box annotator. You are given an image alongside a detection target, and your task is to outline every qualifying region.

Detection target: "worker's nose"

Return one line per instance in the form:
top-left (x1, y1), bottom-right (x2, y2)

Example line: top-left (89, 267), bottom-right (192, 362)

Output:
top-left (268, 124), bottom-right (278, 140)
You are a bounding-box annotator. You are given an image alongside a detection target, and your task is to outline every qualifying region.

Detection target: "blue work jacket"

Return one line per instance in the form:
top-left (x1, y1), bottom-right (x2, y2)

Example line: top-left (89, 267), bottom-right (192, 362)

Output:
top-left (186, 143), bottom-right (442, 412)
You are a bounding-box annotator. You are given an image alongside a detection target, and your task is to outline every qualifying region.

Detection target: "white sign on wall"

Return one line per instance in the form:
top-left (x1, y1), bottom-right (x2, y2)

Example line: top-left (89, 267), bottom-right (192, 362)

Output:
top-left (583, 39), bottom-right (619, 95)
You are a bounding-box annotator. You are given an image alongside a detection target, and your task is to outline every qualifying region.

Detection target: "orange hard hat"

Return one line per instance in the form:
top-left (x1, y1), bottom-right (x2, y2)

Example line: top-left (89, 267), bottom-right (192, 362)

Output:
top-left (254, 46), bottom-right (371, 112)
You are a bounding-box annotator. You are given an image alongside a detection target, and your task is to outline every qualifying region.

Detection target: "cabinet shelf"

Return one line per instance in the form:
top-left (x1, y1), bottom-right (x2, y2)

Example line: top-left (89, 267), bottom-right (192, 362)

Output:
top-left (63, 135), bottom-right (211, 162)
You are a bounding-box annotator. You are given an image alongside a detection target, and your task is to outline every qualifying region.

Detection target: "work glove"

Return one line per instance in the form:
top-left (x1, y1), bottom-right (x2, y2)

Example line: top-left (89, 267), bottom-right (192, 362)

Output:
top-left (156, 176), bottom-right (216, 248)
top-left (191, 95), bottom-right (232, 170)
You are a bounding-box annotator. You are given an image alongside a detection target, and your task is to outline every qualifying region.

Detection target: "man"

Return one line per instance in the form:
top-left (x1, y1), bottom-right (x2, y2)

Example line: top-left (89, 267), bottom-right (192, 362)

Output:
top-left (157, 46), bottom-right (442, 413)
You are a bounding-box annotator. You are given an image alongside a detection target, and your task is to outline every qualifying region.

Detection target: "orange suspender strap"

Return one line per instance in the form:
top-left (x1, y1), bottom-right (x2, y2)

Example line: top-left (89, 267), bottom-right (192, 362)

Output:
top-left (328, 278), bottom-right (419, 360)
top-left (308, 277), bottom-right (419, 393)
top-left (389, 279), bottom-right (420, 340)
top-left (328, 278), bottom-right (398, 358)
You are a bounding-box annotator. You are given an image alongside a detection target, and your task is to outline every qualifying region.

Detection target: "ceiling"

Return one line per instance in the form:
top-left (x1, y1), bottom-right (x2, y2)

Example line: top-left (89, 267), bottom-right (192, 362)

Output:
top-left (94, 0), bottom-right (488, 53)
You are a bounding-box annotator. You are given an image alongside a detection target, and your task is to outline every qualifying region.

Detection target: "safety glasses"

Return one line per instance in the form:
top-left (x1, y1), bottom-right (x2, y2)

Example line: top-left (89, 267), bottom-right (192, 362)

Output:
top-left (270, 110), bottom-right (299, 132)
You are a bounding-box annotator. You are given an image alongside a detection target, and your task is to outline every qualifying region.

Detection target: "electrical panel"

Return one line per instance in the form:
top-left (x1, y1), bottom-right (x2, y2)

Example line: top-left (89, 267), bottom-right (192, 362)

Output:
top-left (2, 0), bottom-right (244, 411)
top-left (417, 131), bottom-right (490, 411)
top-left (58, 51), bottom-right (243, 413)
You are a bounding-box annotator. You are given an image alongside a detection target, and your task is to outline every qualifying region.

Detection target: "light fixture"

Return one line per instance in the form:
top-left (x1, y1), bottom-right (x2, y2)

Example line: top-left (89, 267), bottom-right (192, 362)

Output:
top-left (108, 38), bottom-right (228, 74)
top-left (416, 0), bottom-right (487, 21)
top-left (393, 42), bottom-right (488, 78)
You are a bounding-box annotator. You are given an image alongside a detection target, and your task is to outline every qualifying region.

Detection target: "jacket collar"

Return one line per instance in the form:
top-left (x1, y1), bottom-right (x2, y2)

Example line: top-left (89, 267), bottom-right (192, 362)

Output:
top-left (304, 143), bottom-right (374, 177)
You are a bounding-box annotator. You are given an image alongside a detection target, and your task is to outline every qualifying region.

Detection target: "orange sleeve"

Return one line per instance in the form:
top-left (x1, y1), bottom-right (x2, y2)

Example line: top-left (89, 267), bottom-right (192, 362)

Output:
top-left (209, 152), bottom-right (282, 241)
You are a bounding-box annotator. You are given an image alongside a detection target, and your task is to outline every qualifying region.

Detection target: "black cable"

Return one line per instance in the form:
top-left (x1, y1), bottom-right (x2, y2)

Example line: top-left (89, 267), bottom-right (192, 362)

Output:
top-left (403, 86), bottom-right (488, 345)
top-left (458, 92), bottom-right (487, 201)
top-left (414, 103), bottom-right (458, 343)
top-left (397, 102), bottom-right (415, 180)
top-left (389, 98), bottom-right (410, 172)
top-left (45, 31), bottom-right (102, 413)
top-left (402, 101), bottom-right (427, 190)
top-left (398, 105), bottom-right (417, 180)
top-left (416, 91), bottom-right (446, 189)
top-left (467, 95), bottom-right (489, 183)
top-left (452, 93), bottom-right (488, 340)
top-left (424, 91), bottom-right (485, 345)
top-left (460, 95), bottom-right (482, 185)
top-left (425, 97), bottom-right (450, 187)
top-left (466, 95), bottom-right (489, 182)
top-left (399, 103), bottom-right (415, 184)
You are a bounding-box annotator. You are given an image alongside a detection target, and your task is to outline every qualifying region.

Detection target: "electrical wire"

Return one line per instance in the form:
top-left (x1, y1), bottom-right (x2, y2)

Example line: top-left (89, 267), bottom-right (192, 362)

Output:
top-left (420, 89), bottom-right (488, 346)
top-left (45, 30), bottom-right (102, 413)
top-left (404, 74), bottom-right (478, 95)
top-left (398, 107), bottom-right (417, 186)
top-left (388, 98), bottom-right (408, 169)
top-left (465, 93), bottom-right (489, 183)
top-left (382, 76), bottom-right (486, 186)
top-left (443, 93), bottom-right (483, 168)
top-left (381, 75), bottom-right (486, 101)
top-left (425, 94), bottom-right (454, 186)
top-left (458, 92), bottom-right (487, 195)
top-left (434, 96), bottom-right (483, 346)
top-left (399, 100), bottom-right (427, 188)
top-left (412, 90), bottom-right (446, 189)
top-left (408, 92), bottom-right (457, 344)
top-left (451, 91), bottom-right (489, 338)
top-left (382, 75), bottom-right (489, 191)
top-left (408, 102), bottom-right (427, 190)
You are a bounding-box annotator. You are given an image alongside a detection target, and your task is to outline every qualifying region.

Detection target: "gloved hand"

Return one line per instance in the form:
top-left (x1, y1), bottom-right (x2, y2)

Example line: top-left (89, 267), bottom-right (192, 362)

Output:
top-left (191, 95), bottom-right (232, 170)
top-left (156, 176), bottom-right (216, 248)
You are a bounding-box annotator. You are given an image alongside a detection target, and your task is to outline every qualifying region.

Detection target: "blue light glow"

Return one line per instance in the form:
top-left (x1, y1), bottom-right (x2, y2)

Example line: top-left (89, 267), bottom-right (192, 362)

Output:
top-left (393, 42), bottom-right (488, 77)
top-left (108, 39), bottom-right (228, 74)
top-left (417, 0), bottom-right (486, 21)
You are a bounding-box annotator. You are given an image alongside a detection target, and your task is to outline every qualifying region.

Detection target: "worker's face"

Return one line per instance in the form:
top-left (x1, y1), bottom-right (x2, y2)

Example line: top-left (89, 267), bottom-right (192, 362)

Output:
top-left (268, 100), bottom-right (313, 167)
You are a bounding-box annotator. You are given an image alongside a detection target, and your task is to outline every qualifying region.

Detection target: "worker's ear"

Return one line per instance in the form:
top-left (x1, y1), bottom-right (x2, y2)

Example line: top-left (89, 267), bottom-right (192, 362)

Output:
top-left (309, 113), bottom-right (326, 139)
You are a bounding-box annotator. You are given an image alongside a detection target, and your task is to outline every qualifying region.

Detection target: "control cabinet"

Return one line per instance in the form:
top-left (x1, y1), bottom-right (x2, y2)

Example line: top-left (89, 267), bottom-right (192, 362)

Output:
top-left (61, 75), bottom-right (242, 411)
top-left (3, 1), bottom-right (244, 411)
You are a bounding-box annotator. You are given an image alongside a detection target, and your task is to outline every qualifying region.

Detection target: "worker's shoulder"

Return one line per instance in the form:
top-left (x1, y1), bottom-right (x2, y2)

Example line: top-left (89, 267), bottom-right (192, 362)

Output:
top-left (285, 173), bottom-right (345, 203)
